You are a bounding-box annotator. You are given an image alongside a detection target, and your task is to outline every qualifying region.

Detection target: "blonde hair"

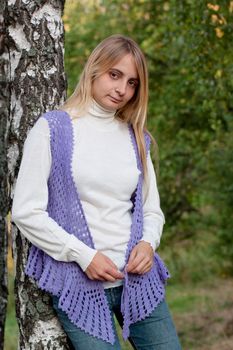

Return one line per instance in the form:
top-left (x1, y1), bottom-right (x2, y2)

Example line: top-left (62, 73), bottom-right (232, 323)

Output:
top-left (59, 34), bottom-right (157, 182)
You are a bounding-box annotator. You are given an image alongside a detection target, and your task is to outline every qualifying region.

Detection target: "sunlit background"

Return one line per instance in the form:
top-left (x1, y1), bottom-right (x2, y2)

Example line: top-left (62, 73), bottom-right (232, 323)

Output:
top-left (5, 1), bottom-right (233, 349)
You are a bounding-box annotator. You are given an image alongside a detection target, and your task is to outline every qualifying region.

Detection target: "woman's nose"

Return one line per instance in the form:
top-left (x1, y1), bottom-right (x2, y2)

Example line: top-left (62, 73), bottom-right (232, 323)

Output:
top-left (115, 81), bottom-right (127, 96)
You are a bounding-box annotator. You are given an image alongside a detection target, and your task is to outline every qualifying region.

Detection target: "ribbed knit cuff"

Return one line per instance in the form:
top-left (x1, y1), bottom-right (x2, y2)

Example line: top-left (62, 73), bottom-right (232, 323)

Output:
top-left (57, 234), bottom-right (98, 271)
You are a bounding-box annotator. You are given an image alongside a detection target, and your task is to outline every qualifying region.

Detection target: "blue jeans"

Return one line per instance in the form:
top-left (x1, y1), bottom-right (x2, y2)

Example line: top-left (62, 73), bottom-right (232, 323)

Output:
top-left (51, 285), bottom-right (181, 350)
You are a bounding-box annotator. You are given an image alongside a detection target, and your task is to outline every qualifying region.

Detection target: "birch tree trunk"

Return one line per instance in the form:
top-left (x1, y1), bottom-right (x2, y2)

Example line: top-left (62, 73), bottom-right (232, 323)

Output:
top-left (7, 1), bottom-right (71, 348)
top-left (0, 2), bottom-right (10, 348)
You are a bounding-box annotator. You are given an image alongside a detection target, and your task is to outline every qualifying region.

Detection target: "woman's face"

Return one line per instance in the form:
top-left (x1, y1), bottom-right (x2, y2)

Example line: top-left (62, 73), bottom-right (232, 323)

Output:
top-left (92, 53), bottom-right (139, 111)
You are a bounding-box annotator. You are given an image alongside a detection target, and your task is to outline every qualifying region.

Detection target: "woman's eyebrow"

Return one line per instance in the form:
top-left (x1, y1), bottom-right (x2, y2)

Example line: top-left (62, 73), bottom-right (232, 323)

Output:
top-left (110, 68), bottom-right (139, 80)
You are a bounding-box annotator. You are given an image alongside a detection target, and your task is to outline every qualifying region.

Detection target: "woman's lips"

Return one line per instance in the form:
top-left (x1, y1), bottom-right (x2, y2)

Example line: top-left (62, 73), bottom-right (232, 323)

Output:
top-left (109, 96), bottom-right (123, 103)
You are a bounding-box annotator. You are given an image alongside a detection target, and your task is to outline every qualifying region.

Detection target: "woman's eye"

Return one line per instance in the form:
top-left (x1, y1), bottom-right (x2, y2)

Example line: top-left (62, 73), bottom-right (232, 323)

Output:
top-left (109, 71), bottom-right (118, 79)
top-left (129, 80), bottom-right (138, 88)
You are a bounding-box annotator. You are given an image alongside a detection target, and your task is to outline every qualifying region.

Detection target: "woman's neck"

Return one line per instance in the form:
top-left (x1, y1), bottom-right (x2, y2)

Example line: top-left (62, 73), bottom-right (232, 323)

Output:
top-left (88, 98), bottom-right (116, 121)
top-left (78, 98), bottom-right (118, 132)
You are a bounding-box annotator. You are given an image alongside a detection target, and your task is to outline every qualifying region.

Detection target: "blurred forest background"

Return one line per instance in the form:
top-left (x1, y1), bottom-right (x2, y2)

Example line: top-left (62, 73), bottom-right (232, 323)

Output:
top-left (5, 1), bottom-right (233, 349)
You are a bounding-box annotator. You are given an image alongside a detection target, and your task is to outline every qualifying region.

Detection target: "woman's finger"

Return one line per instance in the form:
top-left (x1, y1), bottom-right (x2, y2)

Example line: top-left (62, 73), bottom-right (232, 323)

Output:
top-left (140, 262), bottom-right (153, 275)
top-left (127, 248), bottom-right (137, 267)
top-left (128, 257), bottom-right (148, 274)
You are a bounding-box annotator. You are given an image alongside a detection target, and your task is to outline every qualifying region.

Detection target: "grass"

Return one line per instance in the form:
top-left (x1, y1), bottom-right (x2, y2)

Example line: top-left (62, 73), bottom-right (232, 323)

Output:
top-left (4, 274), bottom-right (18, 350)
top-left (4, 272), bottom-right (233, 350)
top-left (4, 247), bottom-right (18, 350)
top-left (167, 279), bottom-right (233, 349)
top-left (4, 232), bottom-right (233, 349)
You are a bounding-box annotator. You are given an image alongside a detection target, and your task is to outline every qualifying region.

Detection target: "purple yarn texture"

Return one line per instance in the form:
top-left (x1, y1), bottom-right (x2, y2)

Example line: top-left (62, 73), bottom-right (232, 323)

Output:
top-left (25, 110), bottom-right (170, 344)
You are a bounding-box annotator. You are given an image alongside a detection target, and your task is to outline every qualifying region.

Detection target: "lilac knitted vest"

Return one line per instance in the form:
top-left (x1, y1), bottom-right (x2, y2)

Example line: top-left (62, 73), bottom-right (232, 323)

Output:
top-left (25, 110), bottom-right (170, 344)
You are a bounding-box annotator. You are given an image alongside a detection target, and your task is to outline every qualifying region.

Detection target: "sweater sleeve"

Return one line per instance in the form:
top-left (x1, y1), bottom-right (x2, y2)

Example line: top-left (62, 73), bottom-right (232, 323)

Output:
top-left (141, 152), bottom-right (165, 251)
top-left (11, 117), bottom-right (97, 272)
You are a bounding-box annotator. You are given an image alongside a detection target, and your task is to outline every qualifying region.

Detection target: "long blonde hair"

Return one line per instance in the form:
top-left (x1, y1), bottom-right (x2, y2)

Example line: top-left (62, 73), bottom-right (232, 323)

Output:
top-left (59, 34), bottom-right (157, 182)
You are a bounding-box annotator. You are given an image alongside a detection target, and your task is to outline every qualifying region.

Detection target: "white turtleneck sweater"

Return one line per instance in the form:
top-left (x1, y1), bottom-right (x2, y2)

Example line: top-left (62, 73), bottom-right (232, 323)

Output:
top-left (11, 99), bottom-right (165, 288)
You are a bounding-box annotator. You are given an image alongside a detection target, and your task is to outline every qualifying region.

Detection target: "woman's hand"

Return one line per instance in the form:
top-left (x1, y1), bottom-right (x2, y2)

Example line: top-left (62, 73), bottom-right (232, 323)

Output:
top-left (85, 251), bottom-right (124, 282)
top-left (126, 241), bottom-right (154, 274)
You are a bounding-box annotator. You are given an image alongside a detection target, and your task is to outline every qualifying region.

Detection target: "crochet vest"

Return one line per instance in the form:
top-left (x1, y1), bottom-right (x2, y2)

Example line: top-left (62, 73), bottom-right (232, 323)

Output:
top-left (25, 110), bottom-right (170, 344)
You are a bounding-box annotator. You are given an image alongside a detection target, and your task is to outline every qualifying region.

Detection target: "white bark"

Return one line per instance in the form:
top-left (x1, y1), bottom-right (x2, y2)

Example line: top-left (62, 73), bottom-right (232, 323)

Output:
top-left (7, 0), bottom-right (71, 348)
top-left (0, 1), bottom-right (10, 348)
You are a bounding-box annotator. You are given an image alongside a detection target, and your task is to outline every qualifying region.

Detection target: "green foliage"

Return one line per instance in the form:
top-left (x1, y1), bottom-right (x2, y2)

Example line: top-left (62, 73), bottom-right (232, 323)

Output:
top-left (207, 122), bottom-right (233, 274)
top-left (63, 1), bottom-right (233, 273)
top-left (4, 272), bottom-right (18, 350)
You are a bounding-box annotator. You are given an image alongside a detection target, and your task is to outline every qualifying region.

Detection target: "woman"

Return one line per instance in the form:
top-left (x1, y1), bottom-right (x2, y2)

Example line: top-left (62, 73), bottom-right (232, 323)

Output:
top-left (12, 34), bottom-right (181, 349)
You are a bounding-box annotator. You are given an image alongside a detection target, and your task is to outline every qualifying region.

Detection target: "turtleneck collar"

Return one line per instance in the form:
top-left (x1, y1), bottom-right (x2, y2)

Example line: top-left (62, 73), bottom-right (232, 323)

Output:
top-left (88, 98), bottom-right (116, 120)
top-left (81, 98), bottom-right (118, 132)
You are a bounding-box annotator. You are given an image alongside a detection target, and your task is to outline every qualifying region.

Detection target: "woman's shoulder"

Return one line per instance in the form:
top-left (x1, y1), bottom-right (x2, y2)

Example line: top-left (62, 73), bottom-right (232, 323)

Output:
top-left (40, 109), bottom-right (70, 122)
top-left (128, 123), bottom-right (152, 142)
top-left (27, 109), bottom-right (70, 138)
top-left (27, 114), bottom-right (50, 138)
top-left (36, 110), bottom-right (74, 136)
top-left (143, 129), bottom-right (152, 143)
